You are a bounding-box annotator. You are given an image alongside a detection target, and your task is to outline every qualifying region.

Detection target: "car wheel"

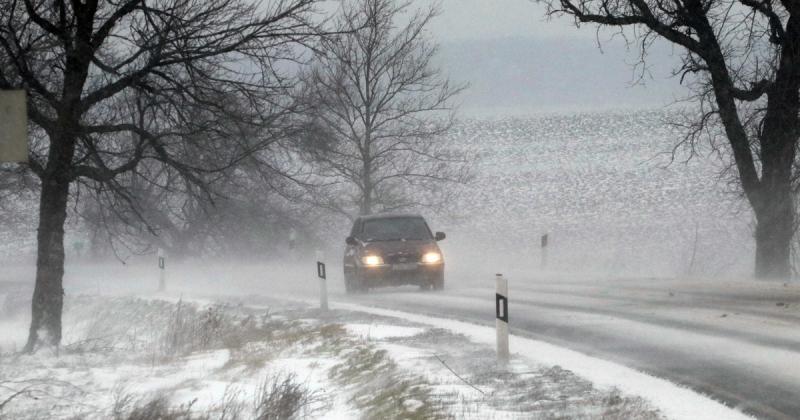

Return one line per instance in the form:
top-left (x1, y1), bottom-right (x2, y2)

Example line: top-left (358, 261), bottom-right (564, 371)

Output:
top-left (351, 269), bottom-right (368, 293)
top-left (432, 273), bottom-right (444, 291)
top-left (344, 269), bottom-right (356, 294)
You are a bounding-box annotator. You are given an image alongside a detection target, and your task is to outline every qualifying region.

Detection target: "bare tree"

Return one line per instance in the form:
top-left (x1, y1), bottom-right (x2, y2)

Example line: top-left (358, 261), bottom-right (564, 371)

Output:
top-left (547, 0), bottom-right (800, 279)
top-left (73, 94), bottom-right (310, 260)
top-left (79, 137), bottom-right (314, 260)
top-left (299, 0), bottom-right (469, 218)
top-left (0, 0), bottom-right (322, 351)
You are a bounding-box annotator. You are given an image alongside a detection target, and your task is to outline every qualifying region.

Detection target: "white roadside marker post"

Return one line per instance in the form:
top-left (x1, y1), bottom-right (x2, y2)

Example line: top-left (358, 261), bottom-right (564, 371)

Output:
top-left (157, 248), bottom-right (166, 292)
top-left (495, 273), bottom-right (509, 364)
top-left (541, 233), bottom-right (549, 270)
top-left (316, 250), bottom-right (328, 311)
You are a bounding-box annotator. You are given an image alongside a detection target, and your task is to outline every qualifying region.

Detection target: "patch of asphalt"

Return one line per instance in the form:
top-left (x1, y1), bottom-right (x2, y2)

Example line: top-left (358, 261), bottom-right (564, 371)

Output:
top-left (451, 290), bottom-right (800, 353)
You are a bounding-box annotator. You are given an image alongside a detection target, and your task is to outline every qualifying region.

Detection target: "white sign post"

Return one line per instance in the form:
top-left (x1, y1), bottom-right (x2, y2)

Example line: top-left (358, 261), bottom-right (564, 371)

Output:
top-left (0, 90), bottom-right (28, 163)
top-left (316, 250), bottom-right (328, 311)
top-left (495, 273), bottom-right (509, 364)
top-left (157, 248), bottom-right (166, 292)
top-left (541, 233), bottom-right (549, 270)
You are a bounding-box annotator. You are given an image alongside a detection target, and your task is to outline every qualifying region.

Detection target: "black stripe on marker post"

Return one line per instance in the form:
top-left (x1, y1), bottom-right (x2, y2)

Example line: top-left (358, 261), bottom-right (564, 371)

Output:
top-left (317, 261), bottom-right (326, 279)
top-left (496, 293), bottom-right (508, 323)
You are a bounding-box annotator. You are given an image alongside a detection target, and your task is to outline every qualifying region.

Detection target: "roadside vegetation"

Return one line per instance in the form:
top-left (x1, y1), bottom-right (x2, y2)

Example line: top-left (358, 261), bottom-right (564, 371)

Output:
top-left (0, 295), bottom-right (663, 419)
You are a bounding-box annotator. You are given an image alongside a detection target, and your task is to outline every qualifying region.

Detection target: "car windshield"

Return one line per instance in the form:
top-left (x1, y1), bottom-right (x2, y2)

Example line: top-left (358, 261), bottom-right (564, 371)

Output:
top-left (361, 217), bottom-right (432, 242)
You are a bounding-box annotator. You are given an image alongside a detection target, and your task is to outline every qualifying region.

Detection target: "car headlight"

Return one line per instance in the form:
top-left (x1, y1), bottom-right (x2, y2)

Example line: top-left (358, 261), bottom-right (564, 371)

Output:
top-left (362, 255), bottom-right (384, 266)
top-left (421, 252), bottom-right (442, 264)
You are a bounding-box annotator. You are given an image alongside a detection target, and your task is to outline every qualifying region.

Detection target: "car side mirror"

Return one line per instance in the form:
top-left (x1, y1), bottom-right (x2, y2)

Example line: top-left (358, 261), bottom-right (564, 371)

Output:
top-left (434, 232), bottom-right (446, 241)
top-left (345, 236), bottom-right (357, 246)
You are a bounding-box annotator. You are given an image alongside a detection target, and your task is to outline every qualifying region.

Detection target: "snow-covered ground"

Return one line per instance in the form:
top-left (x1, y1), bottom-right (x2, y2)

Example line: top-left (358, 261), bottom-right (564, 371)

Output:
top-left (1, 293), bottom-right (676, 419)
top-left (0, 108), bottom-right (787, 418)
top-left (2, 247), bottom-right (797, 418)
top-left (2, 278), bottom-right (776, 420)
top-left (333, 301), bottom-right (754, 420)
top-left (322, 274), bottom-right (800, 419)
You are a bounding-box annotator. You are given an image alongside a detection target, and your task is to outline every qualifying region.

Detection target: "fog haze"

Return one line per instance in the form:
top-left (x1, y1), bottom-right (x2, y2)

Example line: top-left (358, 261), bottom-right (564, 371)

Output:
top-left (5, 1), bottom-right (800, 418)
top-left (423, 0), bottom-right (688, 114)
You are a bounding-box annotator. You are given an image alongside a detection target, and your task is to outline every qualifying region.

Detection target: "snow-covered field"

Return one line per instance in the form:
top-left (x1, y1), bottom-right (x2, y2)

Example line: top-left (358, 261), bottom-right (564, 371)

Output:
top-left (434, 109), bottom-right (753, 278)
top-left (1, 109), bottom-right (754, 279)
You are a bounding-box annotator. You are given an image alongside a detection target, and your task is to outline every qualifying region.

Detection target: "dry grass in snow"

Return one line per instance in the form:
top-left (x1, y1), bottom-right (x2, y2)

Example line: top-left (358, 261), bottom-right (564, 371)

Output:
top-left (0, 295), bottom-right (664, 419)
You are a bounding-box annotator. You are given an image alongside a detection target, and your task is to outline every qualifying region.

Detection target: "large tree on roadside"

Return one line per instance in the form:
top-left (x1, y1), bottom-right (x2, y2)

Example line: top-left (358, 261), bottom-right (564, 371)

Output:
top-left (0, 0), bottom-right (320, 351)
top-left (300, 0), bottom-right (468, 217)
top-left (547, 0), bottom-right (800, 279)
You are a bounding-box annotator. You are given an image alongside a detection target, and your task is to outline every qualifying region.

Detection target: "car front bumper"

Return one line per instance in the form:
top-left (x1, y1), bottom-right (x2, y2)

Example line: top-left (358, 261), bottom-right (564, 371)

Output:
top-left (358, 262), bottom-right (443, 287)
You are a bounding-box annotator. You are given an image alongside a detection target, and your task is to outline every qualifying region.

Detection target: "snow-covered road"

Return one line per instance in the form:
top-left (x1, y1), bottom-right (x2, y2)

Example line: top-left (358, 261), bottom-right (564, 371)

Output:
top-left (331, 274), bottom-right (800, 420)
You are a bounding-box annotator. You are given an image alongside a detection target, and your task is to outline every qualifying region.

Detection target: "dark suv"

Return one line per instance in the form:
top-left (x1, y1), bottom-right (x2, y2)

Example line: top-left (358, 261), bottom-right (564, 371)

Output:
top-left (343, 213), bottom-right (445, 292)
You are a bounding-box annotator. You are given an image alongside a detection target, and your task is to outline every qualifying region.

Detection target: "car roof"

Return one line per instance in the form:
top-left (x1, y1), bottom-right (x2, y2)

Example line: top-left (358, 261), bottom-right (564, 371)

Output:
top-left (356, 212), bottom-right (425, 221)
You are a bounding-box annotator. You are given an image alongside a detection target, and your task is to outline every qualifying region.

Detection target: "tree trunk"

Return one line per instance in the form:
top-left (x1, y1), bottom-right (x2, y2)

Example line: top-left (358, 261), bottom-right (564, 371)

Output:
top-left (754, 210), bottom-right (793, 279)
top-left (752, 128), bottom-right (796, 279)
top-left (752, 155), bottom-right (795, 279)
top-left (360, 187), bottom-right (372, 215)
top-left (360, 157), bottom-right (373, 215)
top-left (24, 176), bottom-right (71, 352)
top-left (750, 17), bottom-right (800, 280)
top-left (24, 118), bottom-right (78, 352)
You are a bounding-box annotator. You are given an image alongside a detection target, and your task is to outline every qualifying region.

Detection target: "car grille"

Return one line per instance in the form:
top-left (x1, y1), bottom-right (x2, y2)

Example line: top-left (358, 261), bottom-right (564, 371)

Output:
top-left (384, 252), bottom-right (420, 264)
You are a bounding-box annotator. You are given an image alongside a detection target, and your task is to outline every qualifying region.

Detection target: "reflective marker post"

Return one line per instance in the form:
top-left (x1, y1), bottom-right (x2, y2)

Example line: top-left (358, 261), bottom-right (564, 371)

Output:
top-left (495, 273), bottom-right (509, 364)
top-left (316, 250), bottom-right (328, 311)
top-left (158, 248), bottom-right (166, 292)
top-left (541, 233), bottom-right (549, 270)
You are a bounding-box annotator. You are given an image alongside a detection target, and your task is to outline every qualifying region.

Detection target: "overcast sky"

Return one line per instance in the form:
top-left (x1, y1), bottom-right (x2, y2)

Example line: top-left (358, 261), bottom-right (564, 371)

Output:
top-left (419, 0), bottom-right (688, 115)
top-left (430, 0), bottom-right (579, 41)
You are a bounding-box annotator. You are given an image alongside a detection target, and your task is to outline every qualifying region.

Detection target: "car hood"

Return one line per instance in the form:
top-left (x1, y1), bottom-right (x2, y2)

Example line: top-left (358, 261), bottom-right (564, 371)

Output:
top-left (361, 239), bottom-right (439, 255)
